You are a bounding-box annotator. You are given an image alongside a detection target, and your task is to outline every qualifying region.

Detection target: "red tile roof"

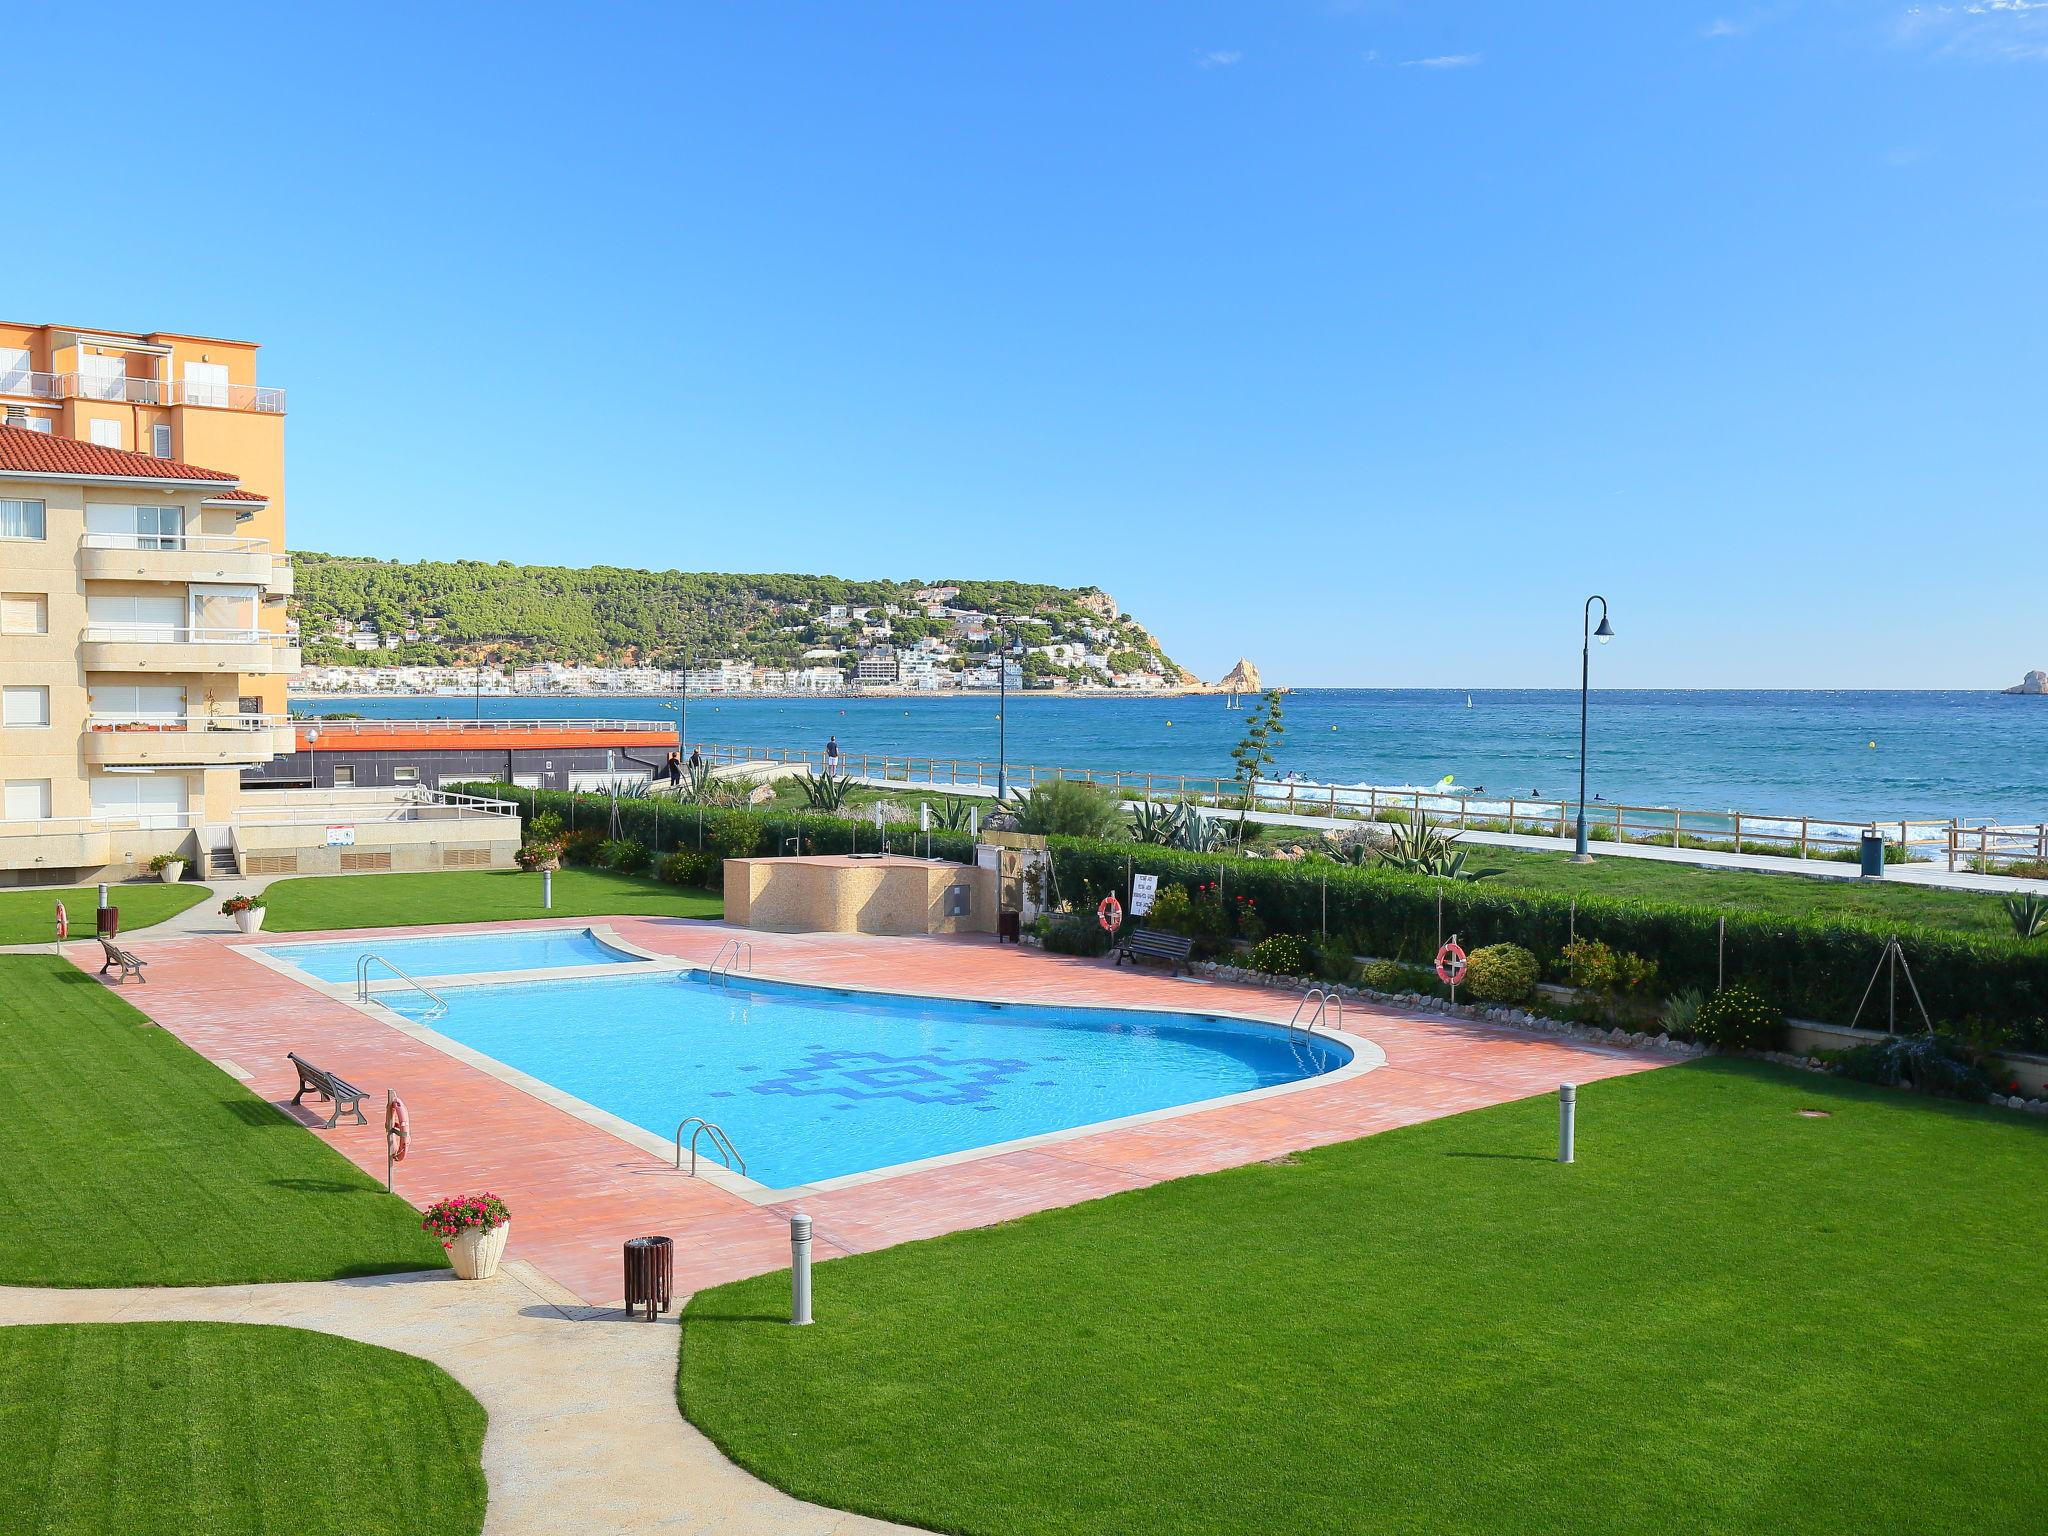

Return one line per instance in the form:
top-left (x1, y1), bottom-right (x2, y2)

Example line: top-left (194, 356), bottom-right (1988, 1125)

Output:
top-left (0, 423), bottom-right (238, 484)
top-left (201, 489), bottom-right (269, 503)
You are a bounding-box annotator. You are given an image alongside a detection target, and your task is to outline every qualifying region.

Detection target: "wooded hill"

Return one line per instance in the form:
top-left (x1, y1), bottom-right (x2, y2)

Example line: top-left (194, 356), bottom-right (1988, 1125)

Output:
top-left (289, 553), bottom-right (1187, 682)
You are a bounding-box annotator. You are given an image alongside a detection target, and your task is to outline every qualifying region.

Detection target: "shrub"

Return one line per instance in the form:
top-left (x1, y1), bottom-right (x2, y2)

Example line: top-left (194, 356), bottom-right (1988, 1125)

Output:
top-left (1143, 883), bottom-right (1194, 935)
top-left (1693, 985), bottom-right (1784, 1052)
top-left (1007, 780), bottom-right (1123, 839)
top-left (1360, 958), bottom-right (1420, 993)
top-left (1661, 988), bottom-right (1706, 1037)
top-left (1558, 938), bottom-right (1659, 1019)
top-left (561, 827), bottom-right (606, 866)
top-left (1462, 943), bottom-right (1538, 1004)
top-left (1038, 914), bottom-right (1113, 957)
top-left (1831, 1033), bottom-right (1993, 1101)
top-left (146, 852), bottom-right (183, 873)
top-left (707, 811), bottom-right (765, 862)
top-left (530, 809), bottom-right (566, 844)
top-left (420, 1192), bottom-right (510, 1248)
top-left (514, 841), bottom-right (562, 872)
top-left (599, 837), bottom-right (650, 873)
top-left (658, 850), bottom-right (719, 889)
top-left (218, 894), bottom-right (264, 915)
top-left (1245, 933), bottom-right (1316, 976)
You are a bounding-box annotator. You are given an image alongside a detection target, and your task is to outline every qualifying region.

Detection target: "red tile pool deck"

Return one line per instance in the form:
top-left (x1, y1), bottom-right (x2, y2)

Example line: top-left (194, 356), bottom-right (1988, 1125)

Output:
top-left (72, 918), bottom-right (1668, 1305)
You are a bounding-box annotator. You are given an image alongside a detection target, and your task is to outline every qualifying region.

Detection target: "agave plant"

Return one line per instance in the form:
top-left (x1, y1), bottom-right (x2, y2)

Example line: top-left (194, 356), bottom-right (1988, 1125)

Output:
top-left (1172, 806), bottom-right (1233, 854)
top-left (931, 797), bottom-right (978, 832)
top-left (1127, 800), bottom-right (1184, 845)
top-left (796, 771), bottom-right (855, 811)
top-left (1376, 815), bottom-right (1499, 881)
top-left (2007, 892), bottom-right (2048, 940)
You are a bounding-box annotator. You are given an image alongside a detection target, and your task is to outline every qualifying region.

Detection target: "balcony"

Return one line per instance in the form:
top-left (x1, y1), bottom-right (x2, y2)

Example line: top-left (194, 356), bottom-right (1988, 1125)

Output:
top-left (79, 532), bottom-right (280, 588)
top-left (0, 815), bottom-right (195, 877)
top-left (268, 554), bottom-right (294, 597)
top-left (84, 714), bottom-right (292, 768)
top-left (81, 626), bottom-right (300, 676)
top-left (0, 369), bottom-right (285, 414)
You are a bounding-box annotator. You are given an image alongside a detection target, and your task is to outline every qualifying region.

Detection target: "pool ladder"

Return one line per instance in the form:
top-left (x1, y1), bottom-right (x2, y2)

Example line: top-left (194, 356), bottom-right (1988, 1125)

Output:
top-left (675, 1117), bottom-right (747, 1177)
top-left (355, 953), bottom-right (449, 1022)
top-left (1288, 986), bottom-right (1343, 1040)
top-left (704, 939), bottom-right (754, 986)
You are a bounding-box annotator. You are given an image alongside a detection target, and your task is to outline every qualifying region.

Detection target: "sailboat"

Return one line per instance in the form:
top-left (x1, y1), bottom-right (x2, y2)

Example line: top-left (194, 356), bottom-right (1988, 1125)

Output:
top-left (1465, 694), bottom-right (1473, 709)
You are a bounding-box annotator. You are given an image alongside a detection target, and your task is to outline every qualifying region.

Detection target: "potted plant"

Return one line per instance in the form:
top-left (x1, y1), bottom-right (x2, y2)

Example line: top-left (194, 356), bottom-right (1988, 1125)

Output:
top-left (422, 1193), bottom-right (512, 1280)
top-left (147, 851), bottom-right (186, 884)
top-left (219, 894), bottom-right (267, 933)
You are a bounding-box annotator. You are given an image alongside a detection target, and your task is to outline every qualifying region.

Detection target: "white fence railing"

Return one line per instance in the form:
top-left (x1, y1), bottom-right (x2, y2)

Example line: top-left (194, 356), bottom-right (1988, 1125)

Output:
top-left (83, 625), bottom-right (280, 646)
top-left (80, 532), bottom-right (269, 555)
top-left (87, 713), bottom-right (286, 734)
top-left (45, 371), bottom-right (286, 413)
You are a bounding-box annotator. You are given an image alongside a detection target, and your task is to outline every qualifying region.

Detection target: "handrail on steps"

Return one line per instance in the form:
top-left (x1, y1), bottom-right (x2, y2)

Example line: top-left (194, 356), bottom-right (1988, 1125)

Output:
top-left (1287, 986), bottom-right (1342, 1039)
top-left (674, 1116), bottom-right (746, 1176)
top-left (356, 953), bottom-right (449, 1020)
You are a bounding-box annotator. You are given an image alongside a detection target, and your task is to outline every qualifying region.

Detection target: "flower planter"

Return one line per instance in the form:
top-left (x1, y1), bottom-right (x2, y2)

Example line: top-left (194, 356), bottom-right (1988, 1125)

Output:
top-left (448, 1221), bottom-right (510, 1281)
top-left (232, 907), bottom-right (266, 934)
top-left (157, 861), bottom-right (185, 884)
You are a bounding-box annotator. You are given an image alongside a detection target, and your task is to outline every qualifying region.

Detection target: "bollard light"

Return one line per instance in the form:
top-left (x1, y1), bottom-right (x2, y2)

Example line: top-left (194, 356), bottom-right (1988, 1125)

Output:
top-left (1558, 1083), bottom-right (1578, 1164)
top-left (790, 1212), bottom-right (813, 1325)
top-left (542, 867), bottom-right (553, 910)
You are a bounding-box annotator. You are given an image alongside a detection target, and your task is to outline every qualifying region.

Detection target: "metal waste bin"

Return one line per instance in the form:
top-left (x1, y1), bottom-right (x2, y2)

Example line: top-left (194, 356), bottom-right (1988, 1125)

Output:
top-left (1859, 830), bottom-right (1886, 879)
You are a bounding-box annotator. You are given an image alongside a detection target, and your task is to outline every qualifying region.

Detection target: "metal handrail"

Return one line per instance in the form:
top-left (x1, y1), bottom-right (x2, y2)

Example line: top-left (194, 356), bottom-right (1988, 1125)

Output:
top-left (47, 371), bottom-right (285, 413)
top-left (674, 1117), bottom-right (746, 1176)
top-left (87, 713), bottom-right (286, 733)
top-left (82, 625), bottom-right (287, 645)
top-left (705, 939), bottom-right (754, 984)
top-left (1287, 987), bottom-right (1342, 1038)
top-left (79, 532), bottom-right (270, 555)
top-left (355, 953), bottom-right (449, 1020)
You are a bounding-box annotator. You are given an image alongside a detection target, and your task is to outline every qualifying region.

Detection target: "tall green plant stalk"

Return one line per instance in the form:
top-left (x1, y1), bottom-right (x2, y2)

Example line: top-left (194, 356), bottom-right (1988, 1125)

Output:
top-left (1229, 689), bottom-right (1286, 837)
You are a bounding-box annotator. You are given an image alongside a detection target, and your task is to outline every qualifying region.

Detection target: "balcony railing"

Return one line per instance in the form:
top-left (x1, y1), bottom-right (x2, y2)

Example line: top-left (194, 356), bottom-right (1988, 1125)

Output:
top-left (87, 712), bottom-right (286, 733)
top-left (83, 624), bottom-right (273, 645)
top-left (5, 371), bottom-right (288, 413)
top-left (80, 532), bottom-right (269, 555)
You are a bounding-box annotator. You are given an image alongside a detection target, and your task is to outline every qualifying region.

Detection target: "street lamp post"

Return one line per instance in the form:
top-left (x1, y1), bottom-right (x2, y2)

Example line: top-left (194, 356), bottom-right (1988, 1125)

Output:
top-left (996, 620), bottom-right (1009, 799)
top-left (1573, 595), bottom-right (1615, 862)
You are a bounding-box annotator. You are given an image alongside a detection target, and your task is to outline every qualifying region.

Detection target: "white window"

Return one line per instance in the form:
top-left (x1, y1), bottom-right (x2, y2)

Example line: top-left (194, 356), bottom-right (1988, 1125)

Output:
top-left (89, 418), bottom-right (123, 449)
top-left (393, 766), bottom-right (420, 784)
top-left (332, 764), bottom-right (357, 787)
top-left (80, 353), bottom-right (126, 401)
top-left (0, 347), bottom-right (30, 394)
top-left (87, 502), bottom-right (186, 551)
top-left (0, 498), bottom-right (45, 539)
top-left (2, 780), bottom-right (52, 821)
top-left (152, 423), bottom-right (172, 458)
top-left (2, 686), bottom-right (51, 727)
top-left (86, 593), bottom-right (185, 640)
top-left (24, 416), bottom-right (52, 433)
top-left (0, 593), bottom-right (47, 635)
top-left (88, 684), bottom-right (186, 724)
top-left (188, 585), bottom-right (258, 638)
top-left (183, 361), bottom-right (229, 408)
top-left (90, 773), bottom-right (188, 829)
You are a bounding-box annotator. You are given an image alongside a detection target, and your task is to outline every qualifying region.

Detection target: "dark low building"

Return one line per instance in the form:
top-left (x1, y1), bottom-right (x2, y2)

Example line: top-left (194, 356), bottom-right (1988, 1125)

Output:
top-left (244, 721), bottom-right (681, 792)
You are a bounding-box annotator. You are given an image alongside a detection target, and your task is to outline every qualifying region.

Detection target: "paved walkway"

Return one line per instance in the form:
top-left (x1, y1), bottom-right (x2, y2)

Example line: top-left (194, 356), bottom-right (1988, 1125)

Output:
top-left (70, 919), bottom-right (1666, 1305)
top-left (0, 1267), bottom-right (911, 1536)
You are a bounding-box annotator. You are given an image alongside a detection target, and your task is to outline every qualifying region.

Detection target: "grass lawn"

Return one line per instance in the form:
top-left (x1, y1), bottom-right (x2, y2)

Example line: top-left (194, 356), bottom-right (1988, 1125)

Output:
top-left (0, 1322), bottom-right (486, 1536)
top-left (0, 881), bottom-right (211, 944)
top-left (0, 955), bottom-right (447, 1286)
top-left (681, 1060), bottom-right (2048, 1536)
top-left (260, 866), bottom-right (721, 932)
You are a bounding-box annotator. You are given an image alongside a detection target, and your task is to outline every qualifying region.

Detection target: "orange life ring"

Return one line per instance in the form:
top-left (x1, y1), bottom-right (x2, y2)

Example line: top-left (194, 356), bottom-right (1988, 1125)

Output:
top-left (1435, 940), bottom-right (1468, 986)
top-left (55, 901), bottom-right (68, 941)
top-left (1098, 894), bottom-right (1124, 932)
top-left (385, 1095), bottom-right (410, 1164)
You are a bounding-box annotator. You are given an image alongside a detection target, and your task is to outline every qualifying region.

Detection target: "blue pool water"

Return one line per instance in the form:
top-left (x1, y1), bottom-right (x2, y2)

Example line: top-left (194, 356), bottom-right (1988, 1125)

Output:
top-left (382, 971), bottom-right (1349, 1188)
top-left (264, 927), bottom-right (636, 983)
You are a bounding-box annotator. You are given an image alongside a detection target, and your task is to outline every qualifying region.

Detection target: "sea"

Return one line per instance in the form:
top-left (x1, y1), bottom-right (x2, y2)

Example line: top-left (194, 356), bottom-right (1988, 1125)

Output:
top-left (289, 689), bottom-right (2048, 827)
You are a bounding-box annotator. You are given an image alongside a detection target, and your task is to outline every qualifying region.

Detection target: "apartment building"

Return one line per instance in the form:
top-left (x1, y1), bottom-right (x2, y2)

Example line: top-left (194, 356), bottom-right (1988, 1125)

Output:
top-left (0, 424), bottom-right (296, 884)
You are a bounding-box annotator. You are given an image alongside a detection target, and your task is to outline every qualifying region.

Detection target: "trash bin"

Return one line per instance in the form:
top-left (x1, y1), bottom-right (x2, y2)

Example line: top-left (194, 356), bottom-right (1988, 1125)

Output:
top-left (1859, 830), bottom-right (1886, 879)
top-left (96, 907), bottom-right (120, 938)
top-left (997, 911), bottom-right (1022, 944)
top-left (622, 1235), bottom-right (674, 1321)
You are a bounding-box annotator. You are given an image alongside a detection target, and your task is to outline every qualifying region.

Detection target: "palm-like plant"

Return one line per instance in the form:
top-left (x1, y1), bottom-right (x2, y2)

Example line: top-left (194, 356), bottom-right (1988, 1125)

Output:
top-left (2006, 892), bottom-right (2048, 940)
top-left (796, 771), bottom-right (854, 811)
top-left (1377, 816), bottom-right (1499, 882)
top-left (931, 797), bottom-right (977, 831)
top-left (1128, 800), bottom-right (1183, 845)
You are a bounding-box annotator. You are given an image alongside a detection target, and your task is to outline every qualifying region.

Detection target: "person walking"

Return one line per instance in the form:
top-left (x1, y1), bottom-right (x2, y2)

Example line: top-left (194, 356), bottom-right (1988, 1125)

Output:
top-left (663, 751), bottom-right (682, 789)
top-left (686, 747), bottom-right (703, 773)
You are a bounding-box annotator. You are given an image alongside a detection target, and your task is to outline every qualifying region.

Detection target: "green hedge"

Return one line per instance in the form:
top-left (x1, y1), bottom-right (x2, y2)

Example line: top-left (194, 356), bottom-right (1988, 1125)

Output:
top-left (456, 785), bottom-right (2048, 1050)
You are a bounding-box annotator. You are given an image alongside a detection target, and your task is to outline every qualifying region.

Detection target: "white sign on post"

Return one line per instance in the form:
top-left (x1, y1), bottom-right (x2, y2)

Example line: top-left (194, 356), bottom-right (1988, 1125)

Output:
top-left (1130, 873), bottom-right (1159, 916)
top-left (325, 825), bottom-right (356, 847)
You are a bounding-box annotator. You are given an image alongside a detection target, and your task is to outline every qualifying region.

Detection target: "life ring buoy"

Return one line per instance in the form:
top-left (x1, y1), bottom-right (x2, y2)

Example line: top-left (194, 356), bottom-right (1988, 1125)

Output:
top-left (385, 1095), bottom-right (410, 1164)
top-left (54, 901), bottom-right (68, 941)
top-left (1098, 894), bottom-right (1124, 933)
top-left (1435, 939), bottom-right (1468, 986)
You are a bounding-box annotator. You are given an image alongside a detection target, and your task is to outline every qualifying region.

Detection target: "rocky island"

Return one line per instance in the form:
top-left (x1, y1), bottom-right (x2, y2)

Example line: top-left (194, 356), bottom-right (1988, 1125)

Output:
top-left (2005, 670), bottom-right (2048, 696)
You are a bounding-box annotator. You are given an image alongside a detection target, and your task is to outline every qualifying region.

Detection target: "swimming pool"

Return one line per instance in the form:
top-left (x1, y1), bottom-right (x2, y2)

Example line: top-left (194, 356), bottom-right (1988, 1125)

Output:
top-left (379, 971), bottom-right (1352, 1189)
top-left (262, 927), bottom-right (639, 983)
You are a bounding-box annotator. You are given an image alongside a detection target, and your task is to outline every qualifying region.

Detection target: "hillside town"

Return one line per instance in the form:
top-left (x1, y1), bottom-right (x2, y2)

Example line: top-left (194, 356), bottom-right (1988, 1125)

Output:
top-left (294, 585), bottom-right (1201, 695)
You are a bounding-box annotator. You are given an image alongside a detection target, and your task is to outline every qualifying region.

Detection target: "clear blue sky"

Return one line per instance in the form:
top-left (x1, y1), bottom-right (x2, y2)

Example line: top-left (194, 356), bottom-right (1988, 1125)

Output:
top-left (9, 2), bottom-right (2044, 689)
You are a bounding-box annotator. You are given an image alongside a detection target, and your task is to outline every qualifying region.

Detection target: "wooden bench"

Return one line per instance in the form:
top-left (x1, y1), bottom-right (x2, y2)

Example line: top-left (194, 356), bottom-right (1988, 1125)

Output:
top-left (286, 1051), bottom-right (370, 1128)
top-left (97, 939), bottom-right (148, 985)
top-left (1116, 927), bottom-right (1194, 976)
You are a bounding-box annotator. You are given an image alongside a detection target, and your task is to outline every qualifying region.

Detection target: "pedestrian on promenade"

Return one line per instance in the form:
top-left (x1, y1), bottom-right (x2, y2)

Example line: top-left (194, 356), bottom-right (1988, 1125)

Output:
top-left (825, 734), bottom-right (842, 775)
top-left (664, 752), bottom-right (682, 789)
